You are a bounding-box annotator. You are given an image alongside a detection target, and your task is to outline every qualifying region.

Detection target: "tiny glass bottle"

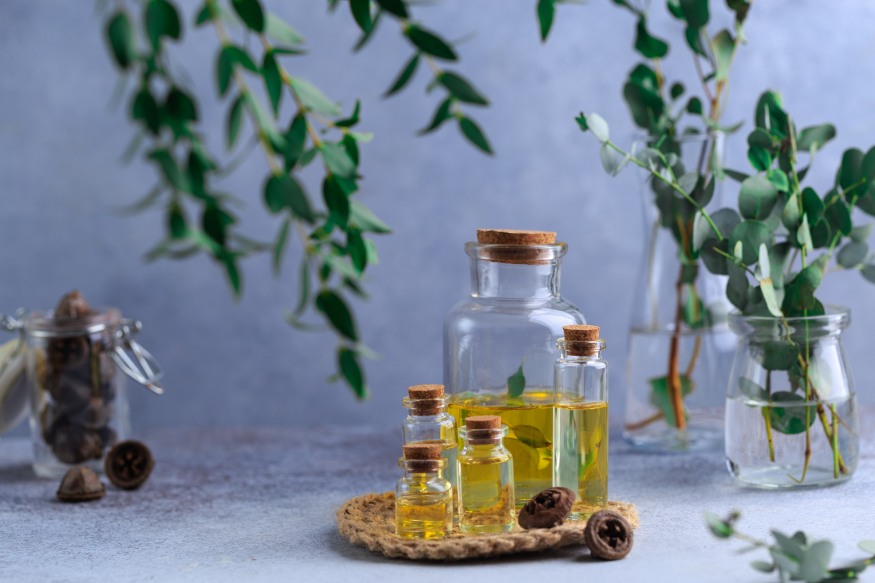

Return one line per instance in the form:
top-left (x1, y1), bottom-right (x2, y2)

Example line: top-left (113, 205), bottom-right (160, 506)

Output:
top-left (395, 443), bottom-right (454, 540)
top-left (553, 325), bottom-right (609, 520)
top-left (401, 384), bottom-right (458, 513)
top-left (457, 415), bottom-right (515, 533)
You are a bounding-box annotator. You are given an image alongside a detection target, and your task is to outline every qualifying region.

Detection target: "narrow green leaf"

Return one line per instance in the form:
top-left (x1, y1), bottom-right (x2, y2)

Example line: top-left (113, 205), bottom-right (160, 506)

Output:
top-left (537, 0), bottom-right (555, 42)
top-left (635, 16), bottom-right (669, 59)
top-left (265, 13), bottom-right (304, 45)
top-left (347, 230), bottom-right (368, 274)
top-left (802, 187), bottom-right (824, 224)
top-left (261, 52), bottom-right (283, 115)
top-left (738, 378), bottom-right (767, 401)
top-left (147, 148), bottom-right (184, 190)
top-left (195, 2), bottom-right (214, 26)
top-left (705, 513), bottom-right (734, 539)
top-left (272, 217), bottom-right (291, 275)
top-left (231, 0), bottom-right (265, 32)
top-left (384, 53), bottom-right (420, 97)
top-left (338, 347), bottom-right (367, 398)
top-left (263, 174), bottom-right (314, 222)
top-left (711, 29), bottom-right (735, 82)
top-left (145, 0), bottom-right (181, 51)
top-left (419, 97), bottom-right (453, 134)
top-left (217, 46), bottom-right (258, 96)
top-left (226, 94), bottom-right (245, 149)
top-left (316, 290), bottom-right (358, 341)
top-left (293, 258), bottom-right (310, 316)
top-left (507, 364), bottom-right (526, 398)
top-left (320, 142), bottom-right (357, 178)
top-left (323, 175), bottom-right (350, 224)
top-left (825, 198), bottom-right (853, 236)
top-left (587, 113), bottom-right (610, 143)
top-left (283, 113), bottom-right (308, 169)
top-left (168, 203), bottom-right (187, 239)
top-left (349, 0), bottom-right (373, 33)
top-left (289, 77), bottom-right (342, 117)
top-left (350, 201), bottom-right (391, 234)
top-left (106, 11), bottom-right (136, 70)
top-left (221, 254), bottom-right (242, 297)
top-left (459, 116), bottom-right (493, 155)
top-left (375, 0), bottom-right (408, 18)
top-left (649, 375), bottom-right (693, 427)
top-left (132, 88), bottom-right (161, 135)
top-left (405, 25), bottom-right (456, 61)
top-left (335, 100), bottom-right (361, 129)
top-left (438, 72), bottom-right (489, 105)
top-left (166, 87), bottom-right (197, 122)
top-left (513, 425), bottom-right (550, 448)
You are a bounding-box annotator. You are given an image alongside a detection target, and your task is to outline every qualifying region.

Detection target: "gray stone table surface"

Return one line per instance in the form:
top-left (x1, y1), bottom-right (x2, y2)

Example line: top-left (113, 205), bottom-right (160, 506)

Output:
top-left (1, 417), bottom-right (874, 583)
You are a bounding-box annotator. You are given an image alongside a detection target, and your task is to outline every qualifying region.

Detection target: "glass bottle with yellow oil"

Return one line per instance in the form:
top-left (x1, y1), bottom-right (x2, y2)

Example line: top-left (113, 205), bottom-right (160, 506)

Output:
top-left (401, 384), bottom-right (458, 513)
top-left (457, 415), bottom-right (515, 533)
top-left (444, 229), bottom-right (585, 508)
top-left (395, 443), bottom-right (453, 539)
top-left (553, 324), bottom-right (609, 520)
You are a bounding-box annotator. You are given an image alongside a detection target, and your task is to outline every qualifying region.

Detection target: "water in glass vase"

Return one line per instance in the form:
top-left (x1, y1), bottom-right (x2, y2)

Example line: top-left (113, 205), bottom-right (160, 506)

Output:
top-left (725, 394), bottom-right (859, 488)
top-left (624, 327), bottom-right (726, 451)
top-left (448, 390), bottom-right (552, 507)
top-left (553, 401), bottom-right (608, 518)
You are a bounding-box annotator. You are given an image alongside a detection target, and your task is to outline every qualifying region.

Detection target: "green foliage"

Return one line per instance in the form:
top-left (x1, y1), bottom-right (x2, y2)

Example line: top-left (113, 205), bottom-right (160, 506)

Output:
top-left (102, 0), bottom-right (489, 399)
top-left (707, 511), bottom-right (875, 582)
top-left (507, 364), bottom-right (526, 398)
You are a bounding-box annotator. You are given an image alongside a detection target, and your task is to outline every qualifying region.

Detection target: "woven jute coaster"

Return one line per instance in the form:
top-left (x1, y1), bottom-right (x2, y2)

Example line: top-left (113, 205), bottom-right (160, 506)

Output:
top-left (336, 492), bottom-right (639, 561)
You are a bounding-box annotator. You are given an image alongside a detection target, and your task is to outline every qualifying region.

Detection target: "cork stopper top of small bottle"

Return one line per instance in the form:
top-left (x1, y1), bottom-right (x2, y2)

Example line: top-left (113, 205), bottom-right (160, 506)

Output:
top-left (406, 384), bottom-right (446, 415)
top-left (465, 415), bottom-right (503, 445)
top-left (402, 443), bottom-right (443, 472)
top-left (475, 229), bottom-right (559, 265)
top-left (563, 324), bottom-right (601, 356)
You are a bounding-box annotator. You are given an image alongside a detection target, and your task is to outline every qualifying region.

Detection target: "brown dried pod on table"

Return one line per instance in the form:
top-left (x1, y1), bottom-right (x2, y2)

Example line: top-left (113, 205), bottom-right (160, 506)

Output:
top-left (57, 466), bottom-right (105, 502)
top-left (105, 440), bottom-right (154, 490)
top-left (584, 509), bottom-right (634, 560)
top-left (518, 487), bottom-right (576, 529)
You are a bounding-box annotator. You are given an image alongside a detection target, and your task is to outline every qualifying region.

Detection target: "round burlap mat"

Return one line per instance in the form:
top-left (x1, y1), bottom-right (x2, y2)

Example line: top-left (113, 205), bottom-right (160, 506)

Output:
top-left (336, 492), bottom-right (639, 561)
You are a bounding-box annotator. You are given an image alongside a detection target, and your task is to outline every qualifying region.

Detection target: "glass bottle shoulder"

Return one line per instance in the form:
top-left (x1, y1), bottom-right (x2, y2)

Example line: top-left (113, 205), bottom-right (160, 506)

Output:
top-left (396, 473), bottom-right (453, 495)
top-left (444, 296), bottom-right (585, 330)
top-left (459, 443), bottom-right (512, 463)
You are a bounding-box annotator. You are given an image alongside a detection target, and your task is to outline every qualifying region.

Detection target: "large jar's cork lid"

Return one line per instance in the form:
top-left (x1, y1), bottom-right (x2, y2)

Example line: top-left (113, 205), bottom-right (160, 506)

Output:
top-left (476, 229), bottom-right (558, 265)
top-left (564, 324), bottom-right (600, 356)
top-left (477, 229), bottom-right (557, 245)
top-left (403, 443), bottom-right (442, 460)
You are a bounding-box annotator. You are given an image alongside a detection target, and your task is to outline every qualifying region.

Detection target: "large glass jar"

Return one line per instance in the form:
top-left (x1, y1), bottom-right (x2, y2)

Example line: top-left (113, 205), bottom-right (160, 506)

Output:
top-left (444, 229), bottom-right (585, 507)
top-left (725, 308), bottom-right (859, 488)
top-left (2, 306), bottom-right (165, 478)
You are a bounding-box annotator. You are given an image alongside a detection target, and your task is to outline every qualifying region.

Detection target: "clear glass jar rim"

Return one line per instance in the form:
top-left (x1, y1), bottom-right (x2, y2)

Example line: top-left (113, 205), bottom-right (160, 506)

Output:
top-left (728, 306), bottom-right (850, 328)
top-left (24, 307), bottom-right (122, 337)
top-left (465, 242), bottom-right (567, 259)
top-left (401, 396), bottom-right (449, 409)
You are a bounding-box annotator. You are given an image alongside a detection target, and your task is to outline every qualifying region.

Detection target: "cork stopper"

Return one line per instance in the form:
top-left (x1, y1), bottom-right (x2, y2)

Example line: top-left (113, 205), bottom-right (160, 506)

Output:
top-left (402, 443), bottom-right (443, 472)
top-left (406, 384), bottom-right (446, 416)
top-left (476, 229), bottom-right (557, 245)
top-left (403, 443), bottom-right (442, 460)
top-left (563, 324), bottom-right (601, 356)
top-left (465, 415), bottom-right (503, 445)
top-left (475, 229), bottom-right (558, 265)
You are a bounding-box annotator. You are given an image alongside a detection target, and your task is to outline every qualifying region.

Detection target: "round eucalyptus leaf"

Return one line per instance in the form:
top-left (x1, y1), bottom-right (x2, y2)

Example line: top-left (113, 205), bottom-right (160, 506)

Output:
top-left (837, 241), bottom-right (868, 269)
top-left (739, 175), bottom-right (779, 220)
top-left (730, 220), bottom-right (773, 265)
top-left (766, 391), bottom-right (816, 435)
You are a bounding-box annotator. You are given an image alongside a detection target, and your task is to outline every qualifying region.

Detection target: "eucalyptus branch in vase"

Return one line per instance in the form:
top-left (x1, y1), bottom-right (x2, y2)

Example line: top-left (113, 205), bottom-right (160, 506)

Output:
top-left (101, 0), bottom-right (492, 398)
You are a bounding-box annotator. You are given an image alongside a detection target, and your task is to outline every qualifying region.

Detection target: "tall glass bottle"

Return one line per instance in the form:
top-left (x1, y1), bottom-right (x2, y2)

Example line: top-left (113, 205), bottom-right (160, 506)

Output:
top-left (395, 443), bottom-right (453, 540)
top-left (444, 229), bottom-right (585, 507)
top-left (401, 384), bottom-right (458, 512)
top-left (457, 415), bottom-right (515, 534)
top-left (553, 325), bottom-right (609, 520)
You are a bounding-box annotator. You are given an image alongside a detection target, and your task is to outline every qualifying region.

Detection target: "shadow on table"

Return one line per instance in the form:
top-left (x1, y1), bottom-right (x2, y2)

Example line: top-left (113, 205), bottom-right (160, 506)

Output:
top-left (0, 462), bottom-right (36, 484)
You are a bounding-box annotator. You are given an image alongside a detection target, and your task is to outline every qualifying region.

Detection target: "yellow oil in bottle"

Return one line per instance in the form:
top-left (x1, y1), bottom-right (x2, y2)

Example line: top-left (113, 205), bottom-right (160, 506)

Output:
top-left (395, 492), bottom-right (453, 539)
top-left (553, 401), bottom-right (608, 519)
top-left (411, 439), bottom-right (459, 514)
top-left (458, 448), bottom-right (515, 533)
top-left (449, 390), bottom-right (553, 508)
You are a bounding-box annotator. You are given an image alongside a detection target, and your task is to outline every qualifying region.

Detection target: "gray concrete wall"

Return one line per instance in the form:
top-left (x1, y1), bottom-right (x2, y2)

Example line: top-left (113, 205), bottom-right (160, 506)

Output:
top-left (0, 1), bottom-right (873, 433)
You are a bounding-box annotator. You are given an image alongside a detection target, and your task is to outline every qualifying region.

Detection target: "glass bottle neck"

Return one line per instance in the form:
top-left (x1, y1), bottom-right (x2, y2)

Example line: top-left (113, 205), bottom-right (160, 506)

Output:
top-left (470, 259), bottom-right (561, 299)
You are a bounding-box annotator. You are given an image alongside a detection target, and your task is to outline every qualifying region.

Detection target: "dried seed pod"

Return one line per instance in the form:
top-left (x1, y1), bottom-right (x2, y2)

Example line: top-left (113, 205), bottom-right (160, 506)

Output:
top-left (54, 290), bottom-right (94, 321)
top-left (70, 397), bottom-right (112, 429)
top-left (518, 487), bottom-right (576, 529)
top-left (57, 466), bottom-right (105, 502)
top-left (105, 440), bottom-right (154, 490)
top-left (584, 510), bottom-right (634, 560)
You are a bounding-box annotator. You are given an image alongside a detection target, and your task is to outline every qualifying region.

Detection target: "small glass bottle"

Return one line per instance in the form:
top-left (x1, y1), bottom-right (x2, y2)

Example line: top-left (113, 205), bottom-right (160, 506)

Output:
top-left (457, 415), bottom-right (515, 533)
top-left (395, 443), bottom-right (454, 540)
top-left (401, 384), bottom-right (458, 513)
top-left (554, 325), bottom-right (609, 520)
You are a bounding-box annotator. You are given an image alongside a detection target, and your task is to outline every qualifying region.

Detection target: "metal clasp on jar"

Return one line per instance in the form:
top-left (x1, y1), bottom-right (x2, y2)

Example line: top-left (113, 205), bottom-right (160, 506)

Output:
top-left (112, 319), bottom-right (165, 395)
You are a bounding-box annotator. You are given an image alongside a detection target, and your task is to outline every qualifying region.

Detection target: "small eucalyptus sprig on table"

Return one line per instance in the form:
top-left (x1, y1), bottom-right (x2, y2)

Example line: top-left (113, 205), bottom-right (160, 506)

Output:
top-left (101, 0), bottom-right (492, 398)
top-left (706, 511), bottom-right (875, 582)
